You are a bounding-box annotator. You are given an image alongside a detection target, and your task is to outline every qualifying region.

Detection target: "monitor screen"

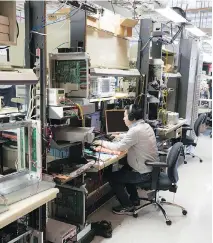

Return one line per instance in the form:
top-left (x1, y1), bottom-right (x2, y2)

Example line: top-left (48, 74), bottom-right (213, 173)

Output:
top-left (105, 110), bottom-right (128, 134)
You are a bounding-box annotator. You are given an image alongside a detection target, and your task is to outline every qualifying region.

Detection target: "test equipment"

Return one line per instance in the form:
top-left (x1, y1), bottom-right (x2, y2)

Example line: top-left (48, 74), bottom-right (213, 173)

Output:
top-left (49, 52), bottom-right (90, 98)
top-left (46, 218), bottom-right (77, 243)
top-left (90, 76), bottom-right (116, 98)
top-left (48, 105), bottom-right (78, 120)
top-left (47, 88), bottom-right (65, 106)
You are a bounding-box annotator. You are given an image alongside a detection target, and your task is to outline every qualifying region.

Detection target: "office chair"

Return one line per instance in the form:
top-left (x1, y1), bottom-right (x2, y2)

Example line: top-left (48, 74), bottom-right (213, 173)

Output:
top-left (206, 111), bottom-right (212, 138)
top-left (133, 142), bottom-right (187, 226)
top-left (181, 113), bottom-right (207, 164)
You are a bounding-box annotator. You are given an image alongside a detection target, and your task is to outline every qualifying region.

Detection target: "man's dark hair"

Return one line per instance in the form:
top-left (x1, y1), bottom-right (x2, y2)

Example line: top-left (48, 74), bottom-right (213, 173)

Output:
top-left (125, 104), bottom-right (143, 121)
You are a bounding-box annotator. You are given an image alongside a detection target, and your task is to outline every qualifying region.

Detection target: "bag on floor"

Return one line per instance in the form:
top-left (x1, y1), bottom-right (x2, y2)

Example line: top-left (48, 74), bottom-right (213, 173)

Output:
top-left (91, 220), bottom-right (113, 238)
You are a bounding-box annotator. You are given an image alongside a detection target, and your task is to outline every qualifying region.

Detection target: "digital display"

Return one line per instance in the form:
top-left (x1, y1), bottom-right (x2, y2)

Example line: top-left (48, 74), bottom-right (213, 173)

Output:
top-left (105, 110), bottom-right (128, 134)
top-left (58, 90), bottom-right (64, 94)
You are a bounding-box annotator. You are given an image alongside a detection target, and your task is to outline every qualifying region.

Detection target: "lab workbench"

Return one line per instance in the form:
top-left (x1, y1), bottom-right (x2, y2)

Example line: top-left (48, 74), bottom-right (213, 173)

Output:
top-left (156, 119), bottom-right (187, 137)
top-left (0, 188), bottom-right (59, 229)
top-left (51, 152), bottom-right (127, 227)
top-left (90, 151), bottom-right (127, 171)
top-left (52, 152), bottom-right (127, 184)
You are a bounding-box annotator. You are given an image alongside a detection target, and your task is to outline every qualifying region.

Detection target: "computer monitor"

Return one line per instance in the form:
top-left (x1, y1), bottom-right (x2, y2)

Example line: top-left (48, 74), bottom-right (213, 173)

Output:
top-left (105, 110), bottom-right (128, 134)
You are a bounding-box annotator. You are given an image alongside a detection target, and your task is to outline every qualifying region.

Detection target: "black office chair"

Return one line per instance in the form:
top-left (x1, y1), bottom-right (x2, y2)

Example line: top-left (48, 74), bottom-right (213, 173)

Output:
top-left (181, 113), bottom-right (207, 164)
top-left (206, 111), bottom-right (212, 138)
top-left (133, 142), bottom-right (187, 226)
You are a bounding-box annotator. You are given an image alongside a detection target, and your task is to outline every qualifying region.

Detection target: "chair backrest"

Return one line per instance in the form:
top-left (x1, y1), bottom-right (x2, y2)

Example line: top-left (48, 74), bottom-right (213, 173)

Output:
top-left (166, 142), bottom-right (183, 184)
top-left (194, 113), bottom-right (207, 137)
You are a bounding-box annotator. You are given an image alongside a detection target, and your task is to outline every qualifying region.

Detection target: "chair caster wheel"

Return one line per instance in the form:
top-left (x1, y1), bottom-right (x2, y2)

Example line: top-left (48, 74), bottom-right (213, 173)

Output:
top-left (184, 161), bottom-right (187, 164)
top-left (133, 213), bottom-right (138, 218)
top-left (192, 155), bottom-right (195, 158)
top-left (182, 210), bottom-right (187, 216)
top-left (166, 220), bottom-right (172, 226)
top-left (200, 159), bottom-right (203, 163)
top-left (161, 198), bottom-right (166, 202)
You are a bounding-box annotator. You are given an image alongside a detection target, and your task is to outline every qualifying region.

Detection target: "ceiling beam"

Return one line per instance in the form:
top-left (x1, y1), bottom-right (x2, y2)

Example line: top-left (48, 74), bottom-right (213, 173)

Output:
top-left (200, 28), bottom-right (212, 36)
top-left (186, 7), bottom-right (212, 12)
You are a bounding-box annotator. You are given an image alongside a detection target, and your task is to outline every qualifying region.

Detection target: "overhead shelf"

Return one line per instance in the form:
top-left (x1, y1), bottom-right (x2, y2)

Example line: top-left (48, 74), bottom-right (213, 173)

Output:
top-left (0, 69), bottom-right (38, 85)
top-left (0, 120), bottom-right (31, 131)
top-left (89, 92), bottom-right (130, 102)
top-left (90, 68), bottom-right (140, 77)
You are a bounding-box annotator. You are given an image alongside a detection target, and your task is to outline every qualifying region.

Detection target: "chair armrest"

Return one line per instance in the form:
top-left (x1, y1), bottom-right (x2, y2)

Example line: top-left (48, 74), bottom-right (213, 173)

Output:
top-left (182, 126), bottom-right (193, 131)
top-left (158, 151), bottom-right (167, 156)
top-left (145, 161), bottom-right (168, 168)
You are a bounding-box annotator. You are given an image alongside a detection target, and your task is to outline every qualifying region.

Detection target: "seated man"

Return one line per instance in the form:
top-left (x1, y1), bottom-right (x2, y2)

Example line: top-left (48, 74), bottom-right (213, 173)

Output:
top-left (95, 104), bottom-right (158, 215)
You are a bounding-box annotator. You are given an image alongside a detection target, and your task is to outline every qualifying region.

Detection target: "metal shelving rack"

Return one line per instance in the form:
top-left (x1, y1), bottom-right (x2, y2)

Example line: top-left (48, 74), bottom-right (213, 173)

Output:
top-left (0, 1), bottom-right (47, 241)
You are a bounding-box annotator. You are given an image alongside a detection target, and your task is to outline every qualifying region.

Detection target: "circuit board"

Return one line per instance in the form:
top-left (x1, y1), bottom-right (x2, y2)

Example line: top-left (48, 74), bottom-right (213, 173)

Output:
top-left (55, 60), bottom-right (87, 89)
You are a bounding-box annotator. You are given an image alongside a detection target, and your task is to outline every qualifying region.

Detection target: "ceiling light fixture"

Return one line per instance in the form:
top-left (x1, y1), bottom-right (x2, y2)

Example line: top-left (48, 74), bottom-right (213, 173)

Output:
top-left (185, 26), bottom-right (206, 37)
top-left (155, 7), bottom-right (187, 23)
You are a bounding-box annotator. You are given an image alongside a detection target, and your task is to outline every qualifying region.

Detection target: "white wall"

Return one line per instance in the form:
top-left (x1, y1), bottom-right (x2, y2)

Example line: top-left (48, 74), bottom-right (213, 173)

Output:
top-left (9, 21), bottom-right (70, 67)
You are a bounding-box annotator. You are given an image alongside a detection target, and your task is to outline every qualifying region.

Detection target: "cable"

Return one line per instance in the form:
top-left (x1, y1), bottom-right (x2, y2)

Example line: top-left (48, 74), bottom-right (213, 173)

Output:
top-left (134, 93), bottom-right (143, 105)
top-left (51, 0), bottom-right (68, 15)
top-left (31, 0), bottom-right (68, 30)
top-left (52, 41), bottom-right (70, 51)
top-left (111, 1), bottom-right (115, 14)
top-left (30, 16), bottom-right (69, 36)
top-left (75, 103), bottom-right (85, 127)
top-left (140, 36), bottom-right (153, 53)
top-left (33, 3), bottom-right (82, 32)
top-left (170, 25), bottom-right (183, 44)
top-left (27, 86), bottom-right (37, 118)
top-left (16, 20), bottom-right (20, 38)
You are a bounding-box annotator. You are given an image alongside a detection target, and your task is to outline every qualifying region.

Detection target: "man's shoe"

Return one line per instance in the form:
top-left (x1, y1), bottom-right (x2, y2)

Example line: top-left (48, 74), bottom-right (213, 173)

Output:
top-left (112, 205), bottom-right (134, 215)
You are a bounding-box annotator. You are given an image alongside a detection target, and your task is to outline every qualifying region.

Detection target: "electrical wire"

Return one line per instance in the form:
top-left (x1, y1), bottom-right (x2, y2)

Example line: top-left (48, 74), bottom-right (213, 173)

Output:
top-left (30, 16), bottom-right (69, 36)
top-left (27, 86), bottom-right (37, 118)
top-left (32, 2), bottom-right (82, 32)
top-left (134, 93), bottom-right (143, 105)
top-left (75, 103), bottom-right (85, 127)
top-left (31, 0), bottom-right (68, 31)
top-left (110, 1), bottom-right (115, 14)
top-left (140, 36), bottom-right (153, 53)
top-left (52, 41), bottom-right (70, 51)
top-left (29, 105), bottom-right (37, 118)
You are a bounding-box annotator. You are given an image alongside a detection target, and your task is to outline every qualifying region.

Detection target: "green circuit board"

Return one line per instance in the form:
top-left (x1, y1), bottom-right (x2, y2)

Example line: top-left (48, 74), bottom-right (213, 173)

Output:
top-left (55, 60), bottom-right (87, 85)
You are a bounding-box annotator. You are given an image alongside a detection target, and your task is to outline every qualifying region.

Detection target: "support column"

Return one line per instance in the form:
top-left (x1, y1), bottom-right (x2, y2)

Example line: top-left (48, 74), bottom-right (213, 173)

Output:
top-left (24, 1), bottom-right (47, 241)
top-left (136, 19), bottom-right (152, 119)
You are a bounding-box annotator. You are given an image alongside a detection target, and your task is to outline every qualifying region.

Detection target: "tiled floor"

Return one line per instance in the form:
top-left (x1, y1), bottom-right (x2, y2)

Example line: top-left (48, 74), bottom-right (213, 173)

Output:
top-left (89, 134), bottom-right (212, 243)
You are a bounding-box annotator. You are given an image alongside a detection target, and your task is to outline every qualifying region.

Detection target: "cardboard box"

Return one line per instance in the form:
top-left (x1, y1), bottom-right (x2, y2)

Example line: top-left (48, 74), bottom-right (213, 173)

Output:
top-left (163, 55), bottom-right (175, 72)
top-left (116, 26), bottom-right (133, 38)
top-left (0, 15), bottom-right (9, 26)
top-left (164, 64), bottom-right (173, 73)
top-left (116, 26), bottom-right (126, 37)
top-left (0, 24), bottom-right (9, 34)
top-left (87, 16), bottom-right (99, 28)
top-left (0, 1), bottom-right (16, 46)
top-left (120, 18), bottom-right (138, 28)
top-left (0, 33), bottom-right (9, 41)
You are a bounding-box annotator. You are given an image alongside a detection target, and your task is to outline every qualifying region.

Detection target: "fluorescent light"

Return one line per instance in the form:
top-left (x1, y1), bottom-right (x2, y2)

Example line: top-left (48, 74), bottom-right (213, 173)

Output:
top-left (155, 7), bottom-right (187, 23)
top-left (185, 26), bottom-right (206, 37)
